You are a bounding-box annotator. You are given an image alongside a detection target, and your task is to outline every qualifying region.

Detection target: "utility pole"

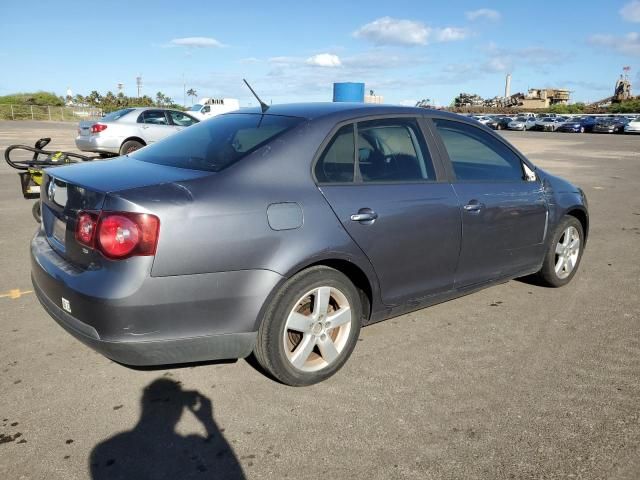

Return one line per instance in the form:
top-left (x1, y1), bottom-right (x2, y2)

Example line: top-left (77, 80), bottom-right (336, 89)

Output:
top-left (136, 75), bottom-right (143, 98)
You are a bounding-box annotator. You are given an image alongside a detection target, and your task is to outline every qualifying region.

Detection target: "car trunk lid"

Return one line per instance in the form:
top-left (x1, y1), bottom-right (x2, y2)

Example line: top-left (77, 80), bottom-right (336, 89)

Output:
top-left (41, 158), bottom-right (211, 267)
top-left (78, 120), bottom-right (95, 137)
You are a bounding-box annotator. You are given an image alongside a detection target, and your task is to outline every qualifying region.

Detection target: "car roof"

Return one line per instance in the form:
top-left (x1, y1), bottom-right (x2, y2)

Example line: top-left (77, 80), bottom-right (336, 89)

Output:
top-left (232, 102), bottom-right (461, 122)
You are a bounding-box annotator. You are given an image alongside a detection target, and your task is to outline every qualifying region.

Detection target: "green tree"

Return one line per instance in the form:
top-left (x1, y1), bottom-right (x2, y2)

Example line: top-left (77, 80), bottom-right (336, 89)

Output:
top-left (186, 88), bottom-right (197, 105)
top-left (86, 90), bottom-right (103, 107)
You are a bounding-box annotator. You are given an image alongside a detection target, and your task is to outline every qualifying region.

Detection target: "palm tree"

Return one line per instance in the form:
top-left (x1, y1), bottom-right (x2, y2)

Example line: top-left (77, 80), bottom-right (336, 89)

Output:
top-left (186, 88), bottom-right (197, 105)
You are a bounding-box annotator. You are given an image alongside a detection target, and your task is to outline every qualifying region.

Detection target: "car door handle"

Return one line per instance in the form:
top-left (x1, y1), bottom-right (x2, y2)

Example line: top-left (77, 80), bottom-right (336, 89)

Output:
top-left (350, 210), bottom-right (378, 223)
top-left (463, 201), bottom-right (483, 213)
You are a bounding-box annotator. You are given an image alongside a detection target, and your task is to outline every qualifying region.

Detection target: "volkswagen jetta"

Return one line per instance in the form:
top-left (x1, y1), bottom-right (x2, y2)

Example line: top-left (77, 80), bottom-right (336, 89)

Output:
top-left (32, 103), bottom-right (589, 386)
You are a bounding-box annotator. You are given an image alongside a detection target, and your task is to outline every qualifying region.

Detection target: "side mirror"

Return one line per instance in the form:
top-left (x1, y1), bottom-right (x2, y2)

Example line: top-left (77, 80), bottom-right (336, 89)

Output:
top-left (523, 163), bottom-right (537, 182)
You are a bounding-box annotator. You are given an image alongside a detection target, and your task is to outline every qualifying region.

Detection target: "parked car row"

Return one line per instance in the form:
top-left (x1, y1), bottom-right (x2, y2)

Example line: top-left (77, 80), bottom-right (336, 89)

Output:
top-left (469, 113), bottom-right (640, 135)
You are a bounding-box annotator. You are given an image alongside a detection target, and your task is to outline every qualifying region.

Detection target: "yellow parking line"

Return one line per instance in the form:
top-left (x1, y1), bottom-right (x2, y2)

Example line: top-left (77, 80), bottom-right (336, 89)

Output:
top-left (0, 289), bottom-right (33, 299)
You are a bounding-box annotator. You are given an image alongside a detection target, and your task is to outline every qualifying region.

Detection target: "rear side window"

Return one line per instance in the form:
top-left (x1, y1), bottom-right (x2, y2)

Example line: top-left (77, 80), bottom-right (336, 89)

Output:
top-left (131, 113), bottom-right (303, 172)
top-left (138, 110), bottom-right (169, 125)
top-left (433, 119), bottom-right (524, 182)
top-left (315, 124), bottom-right (355, 183)
top-left (357, 119), bottom-right (435, 182)
top-left (102, 108), bottom-right (134, 121)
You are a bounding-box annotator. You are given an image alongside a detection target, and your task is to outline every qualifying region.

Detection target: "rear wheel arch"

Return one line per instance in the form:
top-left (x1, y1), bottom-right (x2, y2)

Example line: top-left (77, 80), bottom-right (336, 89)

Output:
top-left (119, 137), bottom-right (146, 154)
top-left (253, 258), bottom-right (376, 332)
top-left (306, 259), bottom-right (373, 324)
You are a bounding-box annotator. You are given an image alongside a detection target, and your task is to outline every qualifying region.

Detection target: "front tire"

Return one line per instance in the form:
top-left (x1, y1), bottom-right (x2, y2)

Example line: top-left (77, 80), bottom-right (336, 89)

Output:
top-left (537, 216), bottom-right (584, 287)
top-left (254, 266), bottom-right (362, 386)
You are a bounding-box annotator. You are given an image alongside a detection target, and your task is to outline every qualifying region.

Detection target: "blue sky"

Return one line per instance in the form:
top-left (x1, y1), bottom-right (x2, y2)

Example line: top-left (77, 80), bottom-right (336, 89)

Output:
top-left (1, 1), bottom-right (640, 106)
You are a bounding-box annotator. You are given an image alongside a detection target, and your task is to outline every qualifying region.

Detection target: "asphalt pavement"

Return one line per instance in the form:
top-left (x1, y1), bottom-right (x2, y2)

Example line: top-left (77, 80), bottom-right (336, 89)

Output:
top-left (0, 121), bottom-right (639, 479)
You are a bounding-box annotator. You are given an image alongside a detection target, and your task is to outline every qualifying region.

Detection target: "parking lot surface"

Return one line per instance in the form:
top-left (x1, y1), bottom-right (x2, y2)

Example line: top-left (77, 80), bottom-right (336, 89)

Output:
top-left (1, 121), bottom-right (639, 479)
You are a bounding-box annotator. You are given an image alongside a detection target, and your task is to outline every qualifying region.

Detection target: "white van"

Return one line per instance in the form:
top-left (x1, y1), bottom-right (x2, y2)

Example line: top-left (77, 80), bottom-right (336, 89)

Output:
top-left (188, 98), bottom-right (240, 120)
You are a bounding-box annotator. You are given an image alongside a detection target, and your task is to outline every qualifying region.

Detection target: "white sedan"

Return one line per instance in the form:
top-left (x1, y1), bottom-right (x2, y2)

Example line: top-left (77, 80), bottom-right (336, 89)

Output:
top-left (624, 118), bottom-right (640, 133)
top-left (75, 108), bottom-right (200, 156)
top-left (508, 117), bottom-right (536, 131)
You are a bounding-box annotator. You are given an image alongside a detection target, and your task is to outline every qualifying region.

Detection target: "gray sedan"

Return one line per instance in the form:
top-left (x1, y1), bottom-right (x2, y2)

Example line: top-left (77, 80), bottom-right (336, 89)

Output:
top-left (32, 104), bottom-right (588, 386)
top-left (75, 107), bottom-right (199, 156)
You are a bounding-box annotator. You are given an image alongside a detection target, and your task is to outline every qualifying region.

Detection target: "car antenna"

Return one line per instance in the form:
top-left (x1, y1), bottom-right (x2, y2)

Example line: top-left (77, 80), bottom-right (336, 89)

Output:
top-left (243, 78), bottom-right (269, 113)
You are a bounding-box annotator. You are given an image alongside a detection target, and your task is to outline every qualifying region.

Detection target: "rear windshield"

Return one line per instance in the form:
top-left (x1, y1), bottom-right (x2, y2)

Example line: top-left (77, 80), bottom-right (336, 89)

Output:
top-left (102, 108), bottom-right (135, 121)
top-left (131, 113), bottom-right (303, 172)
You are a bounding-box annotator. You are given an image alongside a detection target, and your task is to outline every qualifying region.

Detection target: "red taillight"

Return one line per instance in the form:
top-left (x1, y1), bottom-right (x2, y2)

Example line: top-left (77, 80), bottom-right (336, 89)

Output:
top-left (76, 212), bottom-right (97, 245)
top-left (98, 215), bottom-right (140, 257)
top-left (75, 211), bottom-right (159, 259)
top-left (91, 123), bottom-right (107, 134)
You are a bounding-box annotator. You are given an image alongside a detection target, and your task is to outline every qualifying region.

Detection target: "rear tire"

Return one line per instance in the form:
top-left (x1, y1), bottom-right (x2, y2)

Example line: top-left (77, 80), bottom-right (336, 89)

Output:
top-left (119, 140), bottom-right (143, 155)
top-left (254, 266), bottom-right (362, 386)
top-left (536, 215), bottom-right (584, 287)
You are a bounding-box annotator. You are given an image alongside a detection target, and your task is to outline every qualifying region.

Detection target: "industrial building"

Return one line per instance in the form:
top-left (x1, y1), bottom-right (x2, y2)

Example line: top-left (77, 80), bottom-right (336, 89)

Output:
top-left (520, 88), bottom-right (571, 109)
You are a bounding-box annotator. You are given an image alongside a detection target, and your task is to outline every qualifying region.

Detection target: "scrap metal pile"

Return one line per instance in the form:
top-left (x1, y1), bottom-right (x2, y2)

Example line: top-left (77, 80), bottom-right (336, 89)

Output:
top-left (454, 92), bottom-right (524, 108)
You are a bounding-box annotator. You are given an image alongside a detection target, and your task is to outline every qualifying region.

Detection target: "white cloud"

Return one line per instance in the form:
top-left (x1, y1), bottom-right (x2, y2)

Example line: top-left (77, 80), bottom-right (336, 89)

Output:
top-left (434, 27), bottom-right (469, 42)
top-left (169, 37), bottom-right (225, 48)
top-left (466, 9), bottom-right (501, 22)
top-left (353, 17), bottom-right (429, 46)
top-left (589, 32), bottom-right (640, 56)
top-left (620, 1), bottom-right (640, 22)
top-left (353, 17), bottom-right (468, 46)
top-left (398, 99), bottom-right (417, 106)
top-left (306, 53), bottom-right (342, 67)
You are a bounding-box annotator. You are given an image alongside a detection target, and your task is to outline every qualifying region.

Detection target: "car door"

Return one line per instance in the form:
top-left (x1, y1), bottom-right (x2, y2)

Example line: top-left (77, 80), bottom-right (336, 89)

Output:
top-left (430, 118), bottom-right (548, 288)
top-left (316, 117), bottom-right (461, 306)
top-left (137, 110), bottom-right (173, 144)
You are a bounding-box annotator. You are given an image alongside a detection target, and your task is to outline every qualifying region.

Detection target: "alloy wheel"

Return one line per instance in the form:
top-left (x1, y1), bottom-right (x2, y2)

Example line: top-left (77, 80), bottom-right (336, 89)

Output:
top-left (283, 286), bottom-right (352, 372)
top-left (554, 226), bottom-right (580, 279)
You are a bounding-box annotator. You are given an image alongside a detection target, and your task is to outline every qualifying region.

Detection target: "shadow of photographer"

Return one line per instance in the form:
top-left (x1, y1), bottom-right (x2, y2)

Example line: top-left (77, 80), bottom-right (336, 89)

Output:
top-left (90, 378), bottom-right (245, 479)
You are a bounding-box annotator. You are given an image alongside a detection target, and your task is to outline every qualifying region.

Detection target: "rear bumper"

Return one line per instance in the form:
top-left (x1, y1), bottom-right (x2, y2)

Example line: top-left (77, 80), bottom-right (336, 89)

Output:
top-left (75, 135), bottom-right (120, 154)
top-left (32, 278), bottom-right (257, 365)
top-left (31, 230), bottom-right (283, 366)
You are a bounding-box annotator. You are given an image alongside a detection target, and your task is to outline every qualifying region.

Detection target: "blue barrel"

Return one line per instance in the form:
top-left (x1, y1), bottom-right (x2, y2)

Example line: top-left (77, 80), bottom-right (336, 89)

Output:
top-left (333, 82), bottom-right (365, 102)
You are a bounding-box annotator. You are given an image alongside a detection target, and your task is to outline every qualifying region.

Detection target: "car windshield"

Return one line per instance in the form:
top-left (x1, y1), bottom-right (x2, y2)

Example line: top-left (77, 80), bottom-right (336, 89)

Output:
top-left (131, 113), bottom-right (304, 172)
top-left (101, 108), bottom-right (134, 121)
top-left (514, 117), bottom-right (526, 121)
top-left (188, 104), bottom-right (203, 111)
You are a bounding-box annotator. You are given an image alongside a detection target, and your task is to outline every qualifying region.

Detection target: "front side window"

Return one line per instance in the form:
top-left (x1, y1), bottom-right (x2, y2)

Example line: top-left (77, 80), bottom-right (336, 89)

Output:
top-left (357, 119), bottom-right (435, 182)
top-left (168, 110), bottom-right (198, 126)
top-left (131, 113), bottom-right (303, 172)
top-left (433, 119), bottom-right (524, 182)
top-left (315, 124), bottom-right (355, 183)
